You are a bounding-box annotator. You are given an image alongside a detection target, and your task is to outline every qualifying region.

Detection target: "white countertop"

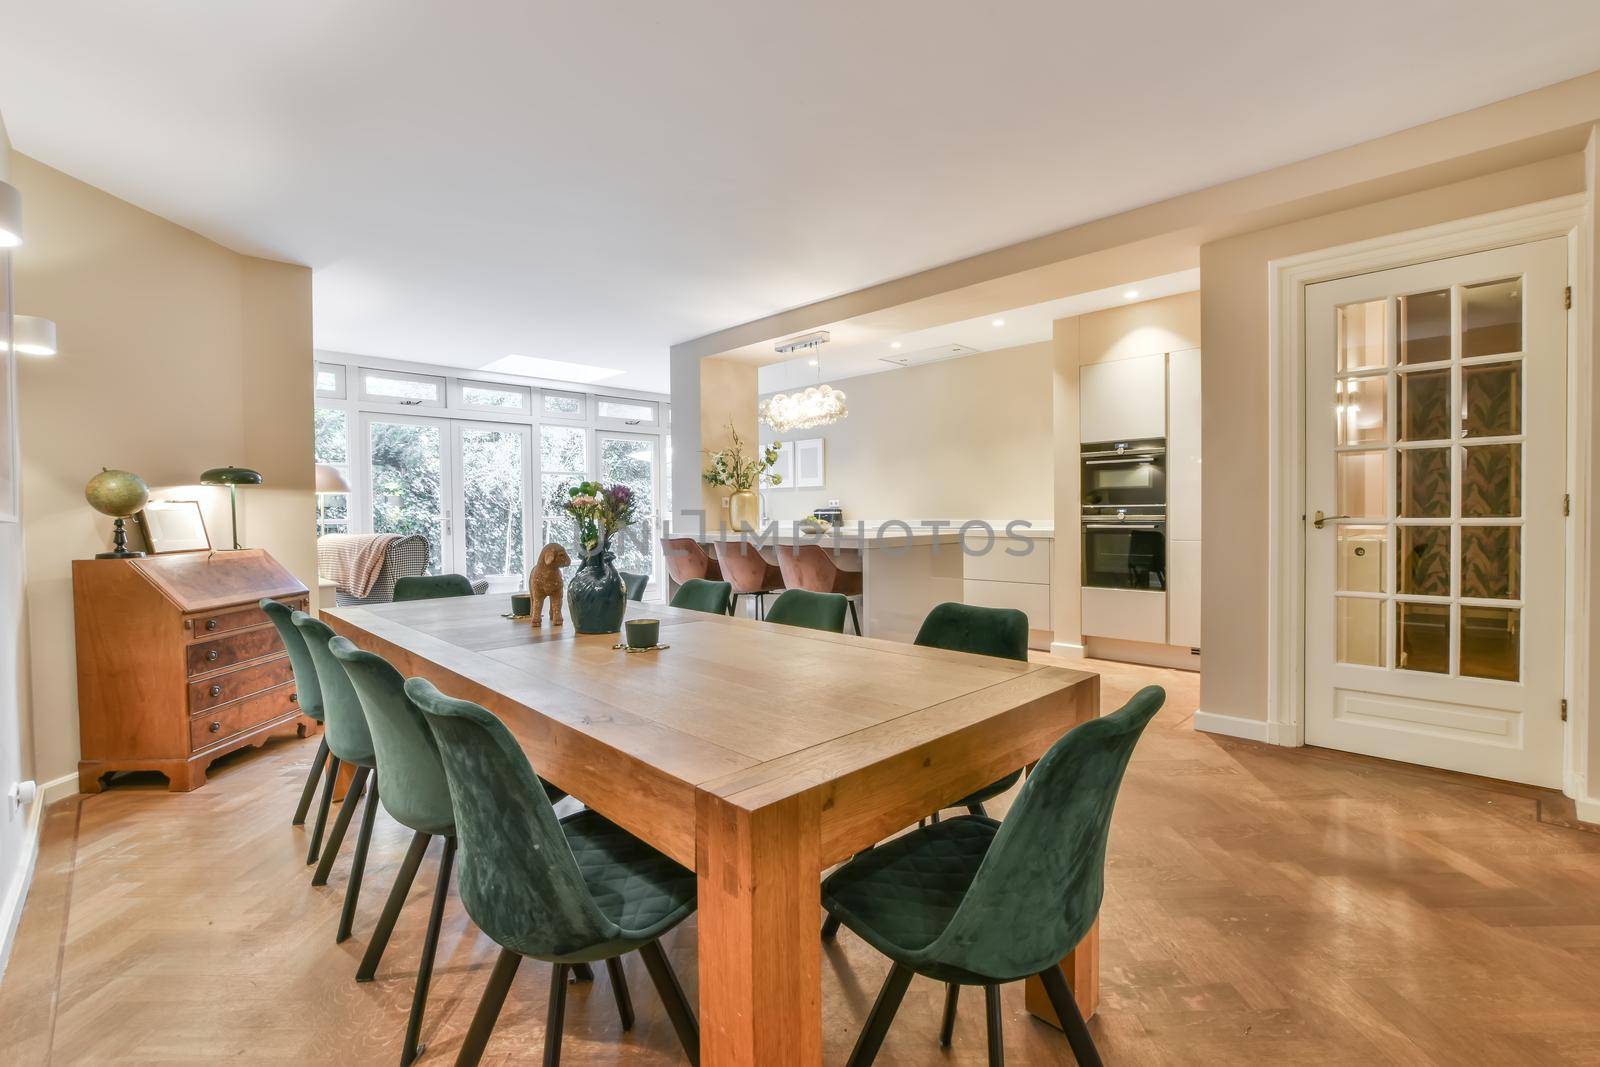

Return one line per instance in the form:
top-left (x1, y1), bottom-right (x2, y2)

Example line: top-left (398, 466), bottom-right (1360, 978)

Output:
top-left (687, 520), bottom-right (1054, 547)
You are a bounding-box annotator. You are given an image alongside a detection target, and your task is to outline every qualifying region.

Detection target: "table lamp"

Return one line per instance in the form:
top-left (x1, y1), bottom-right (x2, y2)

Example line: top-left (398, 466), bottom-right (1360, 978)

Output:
top-left (200, 465), bottom-right (262, 550)
top-left (315, 463), bottom-right (350, 535)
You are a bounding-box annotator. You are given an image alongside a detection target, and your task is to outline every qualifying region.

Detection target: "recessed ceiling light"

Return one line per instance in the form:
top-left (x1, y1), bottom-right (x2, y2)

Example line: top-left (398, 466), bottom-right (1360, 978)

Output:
top-left (890, 341), bottom-right (902, 349)
top-left (991, 318), bottom-right (1005, 327)
top-left (1123, 289), bottom-right (1140, 300)
top-left (482, 354), bottom-right (623, 383)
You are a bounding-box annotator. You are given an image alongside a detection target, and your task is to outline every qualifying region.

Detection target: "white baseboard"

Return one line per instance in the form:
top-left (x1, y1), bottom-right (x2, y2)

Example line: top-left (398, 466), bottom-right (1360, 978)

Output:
top-left (41, 772), bottom-right (78, 805)
top-left (0, 790), bottom-right (46, 982)
top-left (1575, 795), bottom-right (1600, 827)
top-left (1083, 636), bottom-right (1202, 672)
top-left (1049, 640), bottom-right (1085, 658)
top-left (1194, 709), bottom-right (1272, 743)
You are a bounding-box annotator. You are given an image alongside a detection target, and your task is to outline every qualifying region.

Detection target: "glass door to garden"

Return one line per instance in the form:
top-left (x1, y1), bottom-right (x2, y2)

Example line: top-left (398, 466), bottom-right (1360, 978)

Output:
top-left (363, 413), bottom-right (532, 592)
top-left (598, 431), bottom-right (661, 597)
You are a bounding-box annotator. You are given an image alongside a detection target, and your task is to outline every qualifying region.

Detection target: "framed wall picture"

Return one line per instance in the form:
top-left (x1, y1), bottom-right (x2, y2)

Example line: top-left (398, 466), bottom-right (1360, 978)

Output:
top-left (793, 438), bottom-right (825, 488)
top-left (770, 440), bottom-right (794, 488)
top-left (137, 500), bottom-right (211, 553)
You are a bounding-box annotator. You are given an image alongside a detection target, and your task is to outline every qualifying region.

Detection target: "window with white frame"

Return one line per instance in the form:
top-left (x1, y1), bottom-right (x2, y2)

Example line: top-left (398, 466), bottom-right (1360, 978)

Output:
top-left (456, 380), bottom-right (531, 413)
top-left (315, 362), bottom-right (346, 399)
top-left (359, 367), bottom-right (446, 407)
top-left (314, 405), bottom-right (351, 536)
top-left (540, 389), bottom-right (587, 420)
top-left (596, 395), bottom-right (659, 426)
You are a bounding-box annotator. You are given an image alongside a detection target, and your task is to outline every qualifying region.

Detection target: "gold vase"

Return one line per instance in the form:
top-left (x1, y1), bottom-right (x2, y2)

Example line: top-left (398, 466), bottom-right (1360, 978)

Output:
top-left (728, 489), bottom-right (760, 532)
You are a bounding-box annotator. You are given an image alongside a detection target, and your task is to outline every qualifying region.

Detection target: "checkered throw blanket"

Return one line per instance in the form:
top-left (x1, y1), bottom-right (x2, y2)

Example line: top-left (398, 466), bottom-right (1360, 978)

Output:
top-left (317, 533), bottom-right (404, 598)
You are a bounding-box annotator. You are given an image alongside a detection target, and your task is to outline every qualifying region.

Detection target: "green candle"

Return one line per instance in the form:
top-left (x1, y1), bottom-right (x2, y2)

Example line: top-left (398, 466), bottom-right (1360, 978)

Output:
top-left (625, 618), bottom-right (660, 649)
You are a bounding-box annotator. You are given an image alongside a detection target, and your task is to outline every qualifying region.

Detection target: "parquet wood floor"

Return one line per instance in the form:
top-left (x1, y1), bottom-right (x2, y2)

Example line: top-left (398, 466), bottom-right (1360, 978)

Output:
top-left (4, 656), bottom-right (1600, 1064)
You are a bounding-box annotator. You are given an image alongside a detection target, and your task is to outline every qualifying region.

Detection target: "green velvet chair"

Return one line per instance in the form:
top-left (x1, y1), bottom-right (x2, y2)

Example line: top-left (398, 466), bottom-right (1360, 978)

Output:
top-left (764, 588), bottom-right (848, 633)
top-left (823, 685), bottom-right (1165, 1067)
top-left (331, 639), bottom-right (621, 1065)
top-left (917, 603), bottom-right (1031, 816)
top-left (621, 570), bottom-right (649, 601)
top-left (409, 677), bottom-right (702, 1066)
top-left (393, 573), bottom-right (476, 601)
top-left (260, 599), bottom-right (335, 865)
top-left (669, 577), bottom-right (732, 615)
top-left (291, 611), bottom-right (381, 944)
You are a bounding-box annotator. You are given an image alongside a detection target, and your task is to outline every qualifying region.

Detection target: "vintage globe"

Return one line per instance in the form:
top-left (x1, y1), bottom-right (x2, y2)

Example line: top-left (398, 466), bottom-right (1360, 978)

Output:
top-left (84, 468), bottom-right (150, 518)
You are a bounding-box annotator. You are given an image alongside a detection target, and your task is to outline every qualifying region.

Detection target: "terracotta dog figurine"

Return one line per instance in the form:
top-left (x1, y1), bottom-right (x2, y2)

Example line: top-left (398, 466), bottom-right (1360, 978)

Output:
top-left (528, 543), bottom-right (572, 626)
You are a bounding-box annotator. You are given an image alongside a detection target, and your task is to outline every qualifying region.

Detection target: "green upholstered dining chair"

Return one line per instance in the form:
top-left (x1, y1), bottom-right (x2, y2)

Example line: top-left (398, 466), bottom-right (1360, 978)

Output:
top-left (330, 637), bottom-right (457, 1066)
top-left (393, 573), bottom-right (476, 601)
top-left (921, 603), bottom-right (1031, 817)
top-left (260, 599), bottom-right (335, 864)
top-left (409, 677), bottom-right (702, 1066)
top-left (669, 577), bottom-right (732, 615)
top-left (292, 611), bottom-right (381, 944)
top-left (621, 570), bottom-right (649, 601)
top-left (330, 639), bottom-right (624, 1065)
top-left (823, 685), bottom-right (1165, 1067)
top-left (764, 588), bottom-right (849, 633)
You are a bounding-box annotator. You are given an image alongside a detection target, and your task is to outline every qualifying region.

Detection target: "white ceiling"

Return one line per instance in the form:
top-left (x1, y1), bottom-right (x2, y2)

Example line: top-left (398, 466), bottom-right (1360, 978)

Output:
top-left (758, 270), bottom-right (1198, 393)
top-left (1, 3), bottom-right (1596, 393)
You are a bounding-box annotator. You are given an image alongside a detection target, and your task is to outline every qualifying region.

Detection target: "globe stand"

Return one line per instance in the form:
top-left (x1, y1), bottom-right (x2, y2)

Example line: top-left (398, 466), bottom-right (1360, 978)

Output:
top-left (95, 517), bottom-right (145, 559)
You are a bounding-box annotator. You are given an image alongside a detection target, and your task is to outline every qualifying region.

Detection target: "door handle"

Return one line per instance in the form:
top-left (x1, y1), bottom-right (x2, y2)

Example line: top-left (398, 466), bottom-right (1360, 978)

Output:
top-left (1312, 511), bottom-right (1350, 529)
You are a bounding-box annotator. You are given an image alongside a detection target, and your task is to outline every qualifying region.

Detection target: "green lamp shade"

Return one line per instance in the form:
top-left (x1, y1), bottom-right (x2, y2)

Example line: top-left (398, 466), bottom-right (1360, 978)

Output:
top-left (200, 466), bottom-right (263, 486)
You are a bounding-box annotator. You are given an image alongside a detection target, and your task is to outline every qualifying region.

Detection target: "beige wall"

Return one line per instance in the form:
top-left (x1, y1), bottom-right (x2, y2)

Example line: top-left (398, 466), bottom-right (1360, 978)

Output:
top-left (1199, 152), bottom-right (1585, 724)
top-left (12, 154), bottom-right (314, 787)
top-left (1048, 293), bottom-right (1201, 650)
top-left (697, 358), bottom-right (759, 526)
top-left (757, 342), bottom-right (1053, 523)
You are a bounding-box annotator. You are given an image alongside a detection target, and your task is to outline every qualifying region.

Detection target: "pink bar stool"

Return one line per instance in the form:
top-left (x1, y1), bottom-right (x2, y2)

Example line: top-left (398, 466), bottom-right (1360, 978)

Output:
top-left (775, 543), bottom-right (863, 635)
top-left (661, 537), bottom-right (723, 585)
top-left (713, 540), bottom-right (785, 619)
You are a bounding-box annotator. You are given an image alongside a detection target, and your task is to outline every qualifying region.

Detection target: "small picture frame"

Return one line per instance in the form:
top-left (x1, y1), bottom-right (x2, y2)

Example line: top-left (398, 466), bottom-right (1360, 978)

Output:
top-left (137, 500), bottom-right (211, 553)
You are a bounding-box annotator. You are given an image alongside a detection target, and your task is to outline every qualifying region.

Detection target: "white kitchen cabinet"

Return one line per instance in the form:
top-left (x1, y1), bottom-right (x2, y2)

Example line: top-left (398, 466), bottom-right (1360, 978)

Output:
top-left (1167, 348), bottom-right (1202, 542)
top-left (1081, 587), bottom-right (1167, 644)
top-left (1080, 353), bottom-right (1166, 443)
top-left (963, 578), bottom-right (1051, 630)
top-left (1167, 539), bottom-right (1201, 648)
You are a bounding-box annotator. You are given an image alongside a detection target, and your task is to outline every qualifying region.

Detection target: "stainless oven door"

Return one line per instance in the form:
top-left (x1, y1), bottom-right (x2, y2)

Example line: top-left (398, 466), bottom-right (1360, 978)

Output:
top-left (1082, 522), bottom-right (1166, 590)
top-left (1081, 444), bottom-right (1165, 509)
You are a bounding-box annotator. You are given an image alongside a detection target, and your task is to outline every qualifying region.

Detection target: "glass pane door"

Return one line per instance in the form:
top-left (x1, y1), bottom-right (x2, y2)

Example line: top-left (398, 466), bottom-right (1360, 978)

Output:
top-left (598, 431), bottom-right (660, 594)
top-left (455, 422), bottom-right (531, 593)
top-left (539, 424), bottom-right (588, 579)
top-left (365, 413), bottom-right (451, 574)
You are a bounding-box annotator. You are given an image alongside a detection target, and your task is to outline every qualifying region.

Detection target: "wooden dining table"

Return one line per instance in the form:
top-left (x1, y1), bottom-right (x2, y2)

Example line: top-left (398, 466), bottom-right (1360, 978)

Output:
top-left (324, 594), bottom-right (1101, 1066)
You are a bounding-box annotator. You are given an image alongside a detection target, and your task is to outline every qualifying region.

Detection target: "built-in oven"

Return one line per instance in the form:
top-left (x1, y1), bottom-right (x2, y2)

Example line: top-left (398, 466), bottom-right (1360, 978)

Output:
top-left (1081, 439), bottom-right (1165, 516)
top-left (1082, 519), bottom-right (1166, 590)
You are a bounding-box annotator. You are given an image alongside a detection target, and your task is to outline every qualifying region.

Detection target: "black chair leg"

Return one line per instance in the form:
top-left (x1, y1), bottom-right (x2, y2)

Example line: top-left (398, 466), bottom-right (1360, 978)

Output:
top-left (967, 803), bottom-right (989, 818)
top-left (543, 962), bottom-right (569, 1067)
top-left (845, 961), bottom-right (913, 1067)
top-left (605, 956), bottom-right (635, 1031)
top-left (940, 983), bottom-right (960, 1047)
top-left (821, 912), bottom-right (842, 940)
top-left (400, 836), bottom-right (455, 1066)
top-left (458, 948), bottom-right (522, 1067)
top-left (572, 962), bottom-right (594, 982)
top-left (847, 599), bottom-right (861, 636)
top-left (1038, 963), bottom-right (1103, 1067)
top-left (984, 984), bottom-right (1004, 1067)
top-left (337, 774), bottom-right (382, 943)
top-left (306, 754), bottom-right (340, 865)
top-left (313, 765), bottom-right (367, 886)
top-left (639, 939), bottom-right (700, 1066)
top-left (292, 737), bottom-right (329, 826)
top-left (728, 594), bottom-right (739, 616)
top-left (357, 830), bottom-right (431, 982)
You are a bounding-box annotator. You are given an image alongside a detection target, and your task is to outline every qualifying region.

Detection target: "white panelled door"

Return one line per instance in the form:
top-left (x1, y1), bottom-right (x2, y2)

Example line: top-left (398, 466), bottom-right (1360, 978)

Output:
top-left (1303, 238), bottom-right (1567, 787)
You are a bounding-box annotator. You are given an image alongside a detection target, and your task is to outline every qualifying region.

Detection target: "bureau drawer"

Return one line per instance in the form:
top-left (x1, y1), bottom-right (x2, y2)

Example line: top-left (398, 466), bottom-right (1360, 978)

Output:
top-left (185, 596), bottom-right (307, 640)
top-left (190, 683), bottom-right (299, 752)
top-left (186, 626), bottom-right (285, 677)
top-left (188, 656), bottom-right (295, 712)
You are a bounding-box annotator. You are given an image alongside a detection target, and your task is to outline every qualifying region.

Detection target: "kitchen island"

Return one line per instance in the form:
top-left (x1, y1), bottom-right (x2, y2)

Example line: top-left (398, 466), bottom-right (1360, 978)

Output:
top-left (672, 520), bottom-right (1055, 646)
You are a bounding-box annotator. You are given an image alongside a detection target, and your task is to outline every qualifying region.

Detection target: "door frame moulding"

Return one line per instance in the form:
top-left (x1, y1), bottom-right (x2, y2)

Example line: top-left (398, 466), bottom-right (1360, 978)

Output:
top-left (1265, 194), bottom-right (1590, 805)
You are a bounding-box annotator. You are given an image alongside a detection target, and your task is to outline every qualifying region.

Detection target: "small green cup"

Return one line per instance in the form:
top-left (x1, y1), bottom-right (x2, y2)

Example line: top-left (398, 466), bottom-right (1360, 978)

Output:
top-left (511, 593), bottom-right (531, 617)
top-left (625, 617), bottom-right (660, 649)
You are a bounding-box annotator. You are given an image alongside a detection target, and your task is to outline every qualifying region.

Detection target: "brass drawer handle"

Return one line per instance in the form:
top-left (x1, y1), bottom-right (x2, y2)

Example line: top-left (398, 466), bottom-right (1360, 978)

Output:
top-left (205, 619), bottom-right (218, 631)
top-left (209, 720), bottom-right (222, 733)
top-left (206, 650), bottom-right (220, 662)
top-left (210, 684), bottom-right (223, 697)
top-left (289, 692), bottom-right (298, 703)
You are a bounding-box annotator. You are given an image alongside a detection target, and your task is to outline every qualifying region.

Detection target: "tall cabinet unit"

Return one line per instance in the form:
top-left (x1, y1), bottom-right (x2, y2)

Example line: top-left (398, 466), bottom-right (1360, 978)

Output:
top-left (1166, 348), bottom-right (1202, 649)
